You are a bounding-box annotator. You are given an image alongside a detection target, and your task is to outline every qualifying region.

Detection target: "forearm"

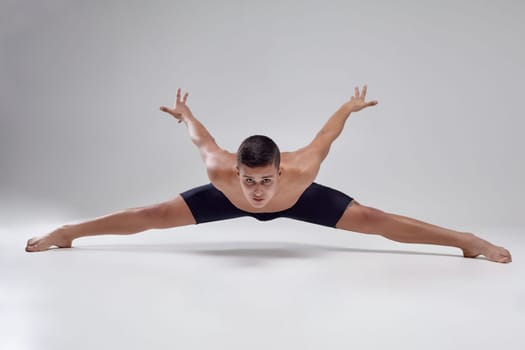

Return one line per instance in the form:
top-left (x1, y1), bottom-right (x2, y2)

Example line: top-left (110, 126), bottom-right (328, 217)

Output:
top-left (316, 104), bottom-right (353, 142)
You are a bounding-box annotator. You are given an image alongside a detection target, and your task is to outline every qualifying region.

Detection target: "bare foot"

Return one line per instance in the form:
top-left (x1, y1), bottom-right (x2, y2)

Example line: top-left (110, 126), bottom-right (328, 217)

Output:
top-left (461, 233), bottom-right (512, 263)
top-left (25, 227), bottom-right (73, 252)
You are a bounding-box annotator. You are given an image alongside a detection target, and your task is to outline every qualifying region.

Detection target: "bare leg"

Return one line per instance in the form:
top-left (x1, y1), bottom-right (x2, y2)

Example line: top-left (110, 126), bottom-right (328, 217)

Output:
top-left (25, 196), bottom-right (196, 252)
top-left (385, 212), bottom-right (511, 262)
top-left (336, 202), bottom-right (512, 263)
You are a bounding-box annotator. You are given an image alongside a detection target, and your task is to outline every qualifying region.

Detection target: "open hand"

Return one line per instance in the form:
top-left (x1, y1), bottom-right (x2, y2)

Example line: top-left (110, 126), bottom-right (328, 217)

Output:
top-left (160, 88), bottom-right (192, 123)
top-left (345, 85), bottom-right (378, 113)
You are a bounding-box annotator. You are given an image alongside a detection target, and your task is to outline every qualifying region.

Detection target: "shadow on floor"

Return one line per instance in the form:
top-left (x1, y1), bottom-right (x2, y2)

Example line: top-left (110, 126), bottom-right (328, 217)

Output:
top-left (47, 240), bottom-right (479, 261)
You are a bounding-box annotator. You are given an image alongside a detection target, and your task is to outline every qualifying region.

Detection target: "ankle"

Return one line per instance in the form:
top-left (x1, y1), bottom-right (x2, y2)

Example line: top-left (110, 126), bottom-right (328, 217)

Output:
top-left (58, 224), bottom-right (78, 241)
top-left (459, 232), bottom-right (477, 249)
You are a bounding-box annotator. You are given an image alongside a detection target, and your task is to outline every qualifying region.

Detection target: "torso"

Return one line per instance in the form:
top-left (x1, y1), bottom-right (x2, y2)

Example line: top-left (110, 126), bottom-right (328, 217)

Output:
top-left (208, 150), bottom-right (320, 213)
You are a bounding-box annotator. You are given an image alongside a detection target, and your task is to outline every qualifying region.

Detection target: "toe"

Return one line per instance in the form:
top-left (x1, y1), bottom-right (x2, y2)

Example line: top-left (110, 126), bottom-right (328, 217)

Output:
top-left (29, 242), bottom-right (41, 251)
top-left (498, 255), bottom-right (511, 263)
top-left (27, 237), bottom-right (39, 246)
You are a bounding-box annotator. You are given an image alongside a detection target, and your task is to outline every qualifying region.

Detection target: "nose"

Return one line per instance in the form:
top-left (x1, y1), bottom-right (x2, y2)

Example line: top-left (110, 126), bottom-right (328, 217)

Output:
top-left (253, 186), bottom-right (263, 196)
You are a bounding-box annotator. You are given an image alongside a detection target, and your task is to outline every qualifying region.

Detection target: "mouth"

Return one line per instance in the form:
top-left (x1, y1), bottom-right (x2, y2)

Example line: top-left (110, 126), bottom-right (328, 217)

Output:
top-left (253, 197), bottom-right (264, 202)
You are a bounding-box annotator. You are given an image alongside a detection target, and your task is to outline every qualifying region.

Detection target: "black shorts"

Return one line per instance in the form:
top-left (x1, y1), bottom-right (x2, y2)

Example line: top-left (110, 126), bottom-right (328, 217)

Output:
top-left (180, 182), bottom-right (354, 228)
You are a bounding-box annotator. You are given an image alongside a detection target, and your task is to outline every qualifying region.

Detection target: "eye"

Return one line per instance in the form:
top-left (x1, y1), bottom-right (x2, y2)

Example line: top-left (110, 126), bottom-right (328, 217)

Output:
top-left (263, 178), bottom-right (272, 184)
top-left (245, 178), bottom-right (254, 184)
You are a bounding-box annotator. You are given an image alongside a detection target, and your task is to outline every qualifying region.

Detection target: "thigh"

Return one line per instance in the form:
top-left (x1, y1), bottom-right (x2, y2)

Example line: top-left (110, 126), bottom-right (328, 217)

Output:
top-left (142, 195), bottom-right (197, 229)
top-left (284, 182), bottom-right (355, 228)
top-left (179, 183), bottom-right (247, 224)
top-left (334, 200), bottom-right (386, 233)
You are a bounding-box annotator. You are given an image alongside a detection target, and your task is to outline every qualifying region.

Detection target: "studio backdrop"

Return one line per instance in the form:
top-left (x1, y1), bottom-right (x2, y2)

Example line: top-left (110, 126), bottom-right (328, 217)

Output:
top-left (1, 0), bottom-right (523, 230)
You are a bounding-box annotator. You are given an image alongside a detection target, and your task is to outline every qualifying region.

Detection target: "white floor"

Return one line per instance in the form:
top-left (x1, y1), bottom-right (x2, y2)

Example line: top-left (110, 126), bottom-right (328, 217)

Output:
top-left (2, 217), bottom-right (523, 350)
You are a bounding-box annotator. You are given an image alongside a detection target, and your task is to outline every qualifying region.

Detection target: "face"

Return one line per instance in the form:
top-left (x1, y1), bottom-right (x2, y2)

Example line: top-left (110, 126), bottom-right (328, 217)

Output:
top-left (236, 163), bottom-right (282, 208)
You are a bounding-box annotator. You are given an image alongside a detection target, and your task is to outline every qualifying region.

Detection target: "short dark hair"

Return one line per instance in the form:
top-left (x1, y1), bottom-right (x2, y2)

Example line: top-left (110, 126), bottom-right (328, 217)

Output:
top-left (237, 135), bottom-right (280, 168)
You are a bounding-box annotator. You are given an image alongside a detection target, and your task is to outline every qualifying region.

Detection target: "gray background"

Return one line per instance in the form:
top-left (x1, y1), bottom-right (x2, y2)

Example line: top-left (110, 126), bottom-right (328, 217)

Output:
top-left (2, 0), bottom-right (524, 229)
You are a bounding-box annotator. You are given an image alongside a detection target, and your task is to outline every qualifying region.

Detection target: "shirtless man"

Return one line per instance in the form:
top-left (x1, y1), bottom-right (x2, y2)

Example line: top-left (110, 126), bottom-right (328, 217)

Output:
top-left (25, 86), bottom-right (512, 263)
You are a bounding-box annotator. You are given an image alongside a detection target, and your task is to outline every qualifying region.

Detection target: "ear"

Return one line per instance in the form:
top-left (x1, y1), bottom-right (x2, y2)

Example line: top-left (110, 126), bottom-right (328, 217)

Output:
top-left (235, 165), bottom-right (240, 176)
top-left (278, 166), bottom-right (283, 176)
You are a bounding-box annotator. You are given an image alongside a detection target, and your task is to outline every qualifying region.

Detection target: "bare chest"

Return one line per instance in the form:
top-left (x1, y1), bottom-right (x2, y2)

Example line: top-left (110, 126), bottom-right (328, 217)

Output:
top-left (214, 175), bottom-right (311, 213)
top-left (220, 179), bottom-right (310, 213)
top-left (209, 151), bottom-right (317, 212)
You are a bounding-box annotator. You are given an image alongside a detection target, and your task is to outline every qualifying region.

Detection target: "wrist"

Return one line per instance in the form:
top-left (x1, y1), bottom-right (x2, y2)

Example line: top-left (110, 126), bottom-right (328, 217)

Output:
top-left (181, 112), bottom-right (194, 123)
top-left (341, 102), bottom-right (355, 114)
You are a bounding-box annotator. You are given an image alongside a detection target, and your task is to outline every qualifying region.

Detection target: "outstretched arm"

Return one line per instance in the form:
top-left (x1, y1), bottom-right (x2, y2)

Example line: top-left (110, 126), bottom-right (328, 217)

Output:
top-left (306, 85), bottom-right (378, 162)
top-left (160, 88), bottom-right (223, 166)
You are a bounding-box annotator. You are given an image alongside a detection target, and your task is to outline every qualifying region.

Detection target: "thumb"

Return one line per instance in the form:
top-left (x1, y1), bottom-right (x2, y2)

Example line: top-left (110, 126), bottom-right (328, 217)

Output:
top-left (160, 106), bottom-right (169, 112)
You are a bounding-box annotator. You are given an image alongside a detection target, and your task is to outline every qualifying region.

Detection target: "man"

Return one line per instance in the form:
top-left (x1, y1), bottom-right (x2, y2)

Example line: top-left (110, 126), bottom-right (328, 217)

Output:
top-left (25, 86), bottom-right (512, 263)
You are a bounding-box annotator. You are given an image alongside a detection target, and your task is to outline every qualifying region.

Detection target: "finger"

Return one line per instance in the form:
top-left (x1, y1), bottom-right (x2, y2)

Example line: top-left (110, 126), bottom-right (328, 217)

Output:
top-left (182, 92), bottom-right (189, 104)
top-left (362, 85), bottom-right (367, 100)
top-left (354, 87), bottom-right (359, 98)
top-left (176, 88), bottom-right (181, 105)
top-left (367, 100), bottom-right (378, 106)
top-left (160, 106), bottom-right (175, 116)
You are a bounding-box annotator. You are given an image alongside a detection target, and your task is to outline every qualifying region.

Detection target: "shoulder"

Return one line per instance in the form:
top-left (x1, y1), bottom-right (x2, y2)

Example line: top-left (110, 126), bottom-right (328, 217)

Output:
top-left (206, 150), bottom-right (237, 186)
top-left (282, 149), bottom-right (321, 170)
top-left (206, 148), bottom-right (236, 169)
top-left (281, 150), bottom-right (321, 183)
